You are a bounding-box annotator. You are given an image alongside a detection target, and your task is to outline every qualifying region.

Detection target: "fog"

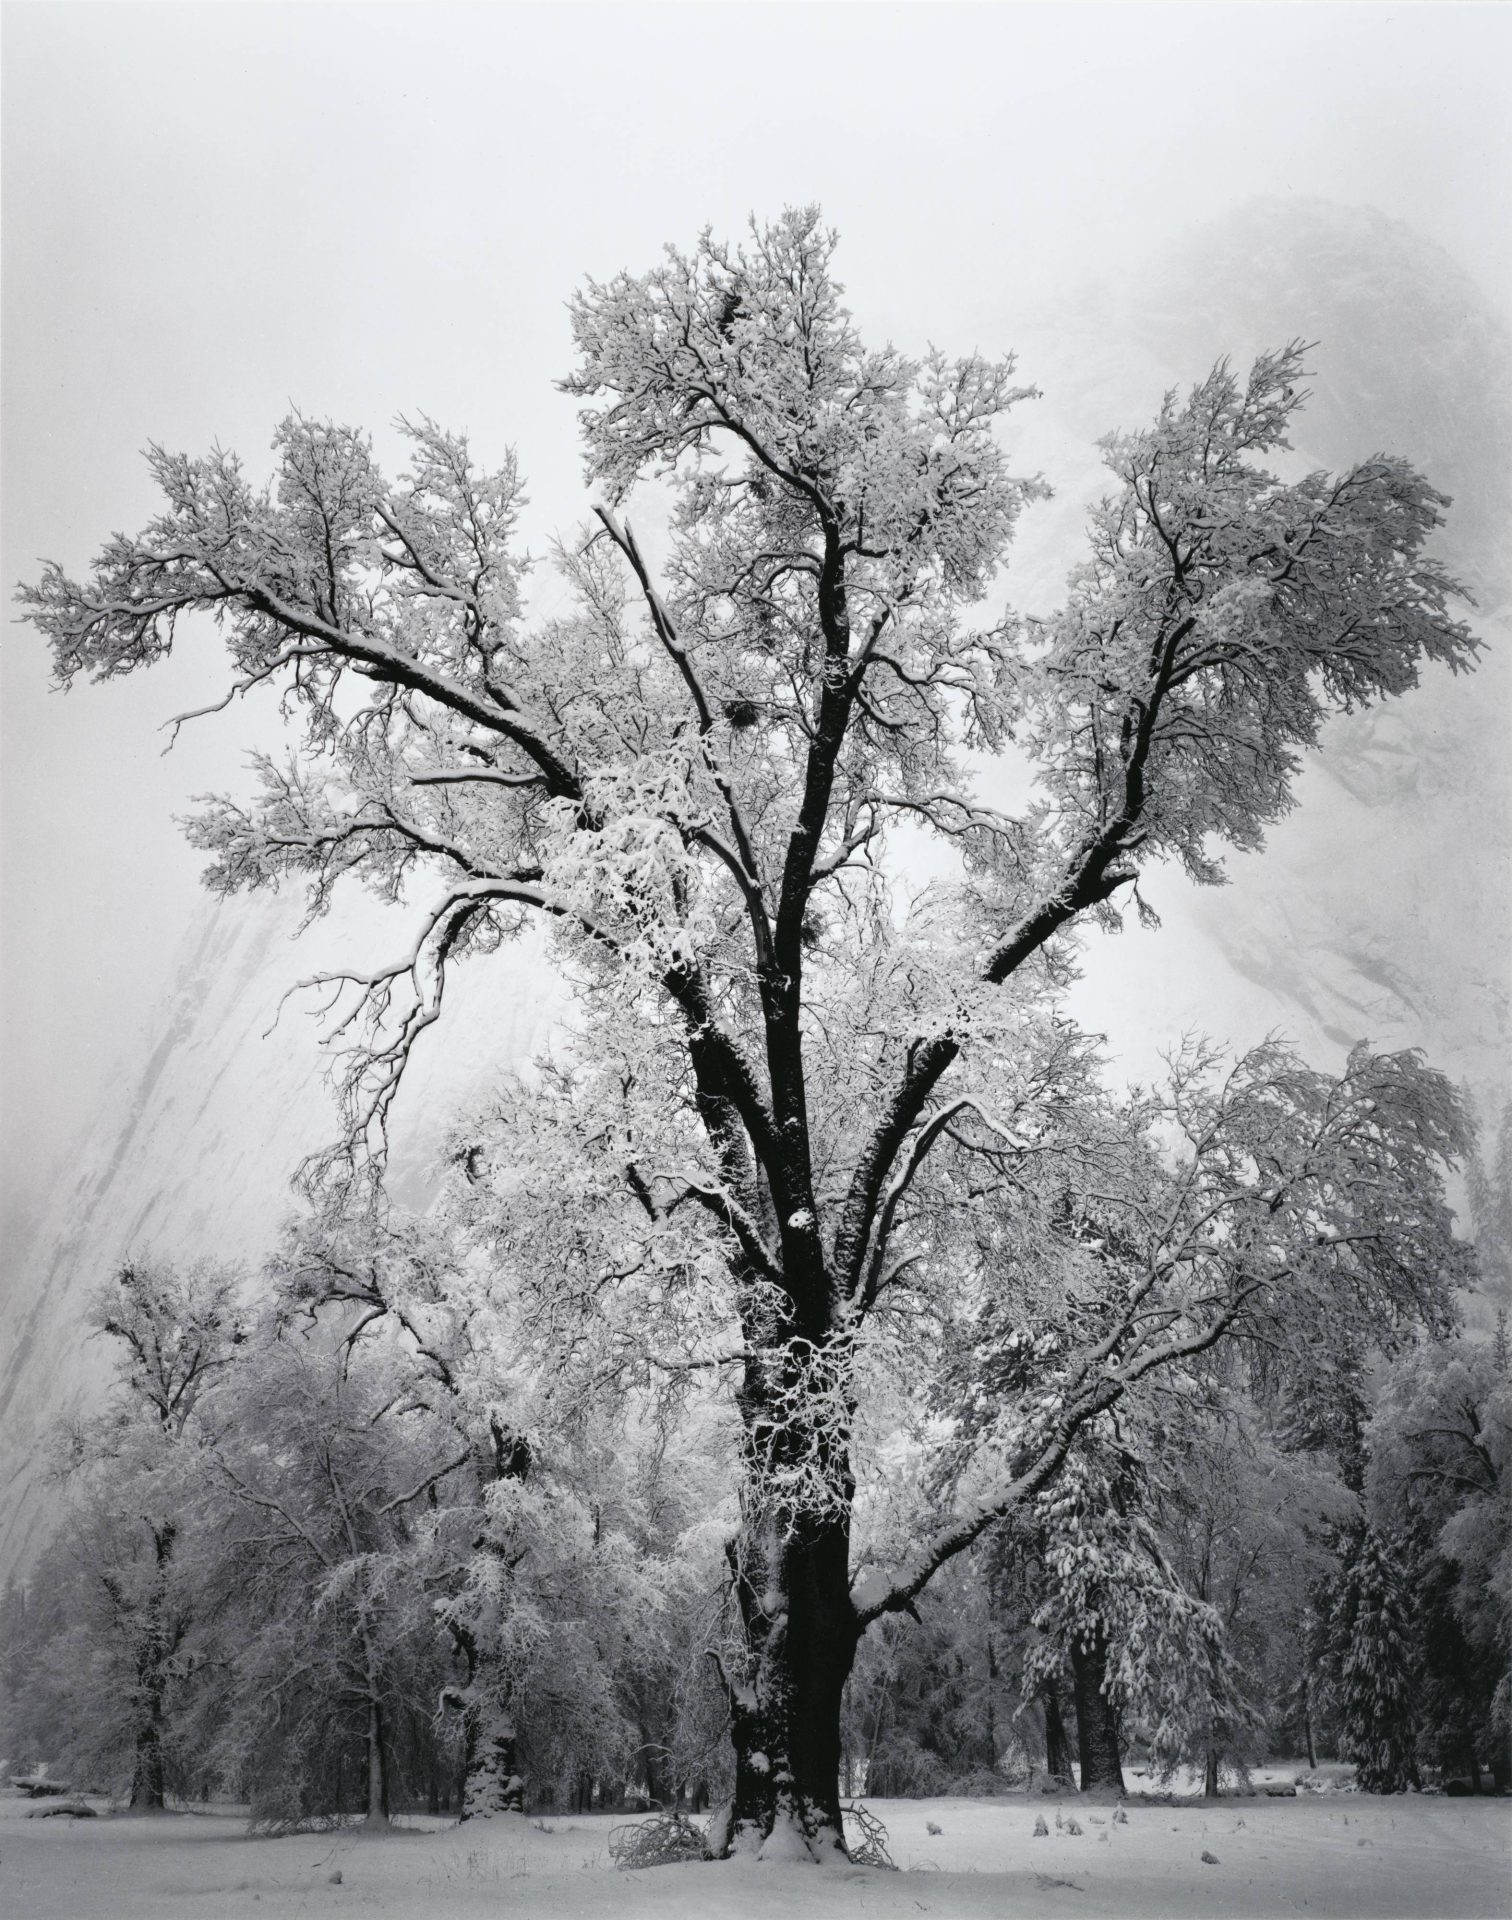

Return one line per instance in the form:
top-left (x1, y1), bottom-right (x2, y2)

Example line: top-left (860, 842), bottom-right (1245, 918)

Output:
top-left (4, 0), bottom-right (1509, 1264)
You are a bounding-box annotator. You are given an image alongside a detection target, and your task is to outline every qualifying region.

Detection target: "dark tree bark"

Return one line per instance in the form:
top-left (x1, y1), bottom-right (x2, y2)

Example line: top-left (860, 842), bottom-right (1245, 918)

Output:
top-left (362, 1698), bottom-right (390, 1827)
top-left (129, 1720), bottom-right (166, 1810)
top-left (1044, 1678), bottom-right (1076, 1782)
top-left (637, 1722), bottom-right (663, 1807)
top-left (1070, 1626), bottom-right (1125, 1794)
top-left (125, 1521), bottom-right (178, 1810)
top-left (718, 1501), bottom-right (860, 1856)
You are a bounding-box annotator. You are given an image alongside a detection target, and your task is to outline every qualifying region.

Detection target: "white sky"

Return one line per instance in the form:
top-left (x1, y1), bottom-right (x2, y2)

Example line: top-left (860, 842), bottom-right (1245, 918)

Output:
top-left (3, 1), bottom-right (1510, 1254)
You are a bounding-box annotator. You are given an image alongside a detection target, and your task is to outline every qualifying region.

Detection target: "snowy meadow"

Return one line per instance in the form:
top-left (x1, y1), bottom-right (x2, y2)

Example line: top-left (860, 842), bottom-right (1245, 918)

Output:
top-left (5, 1782), bottom-right (1510, 1920)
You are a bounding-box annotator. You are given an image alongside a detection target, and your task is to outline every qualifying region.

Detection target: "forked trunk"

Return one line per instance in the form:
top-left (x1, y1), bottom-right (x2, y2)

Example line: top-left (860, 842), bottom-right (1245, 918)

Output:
top-left (637, 1723), bottom-right (663, 1808)
top-left (1070, 1625), bottom-right (1125, 1794)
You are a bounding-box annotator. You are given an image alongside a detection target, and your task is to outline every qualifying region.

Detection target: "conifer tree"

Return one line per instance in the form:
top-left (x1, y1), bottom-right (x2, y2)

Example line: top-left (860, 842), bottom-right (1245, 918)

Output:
top-left (1328, 1525), bottom-right (1421, 1792)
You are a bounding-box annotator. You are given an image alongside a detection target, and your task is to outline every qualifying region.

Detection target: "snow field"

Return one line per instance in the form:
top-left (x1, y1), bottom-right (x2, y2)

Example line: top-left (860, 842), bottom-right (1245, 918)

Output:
top-left (3, 1789), bottom-right (1507, 1920)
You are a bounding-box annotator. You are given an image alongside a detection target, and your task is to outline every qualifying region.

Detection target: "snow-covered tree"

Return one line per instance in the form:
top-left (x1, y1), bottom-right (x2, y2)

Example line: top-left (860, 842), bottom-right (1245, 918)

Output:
top-left (269, 1210), bottom-right (532, 1816)
top-left (1152, 1393), bottom-right (1349, 1791)
top-left (841, 1552), bottom-right (1009, 1797)
top-left (1326, 1524), bottom-right (1422, 1792)
top-left (205, 1322), bottom-right (467, 1827)
top-left (0, 1257), bottom-right (244, 1804)
top-left (20, 209), bottom-right (1478, 1856)
top-left (269, 1206), bottom-right (698, 1818)
top-left (1367, 1320), bottom-right (1511, 1788)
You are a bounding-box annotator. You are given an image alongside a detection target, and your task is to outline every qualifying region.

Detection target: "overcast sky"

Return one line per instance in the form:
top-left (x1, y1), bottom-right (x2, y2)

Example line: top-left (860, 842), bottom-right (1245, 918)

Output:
top-left (3, 1), bottom-right (1510, 1255)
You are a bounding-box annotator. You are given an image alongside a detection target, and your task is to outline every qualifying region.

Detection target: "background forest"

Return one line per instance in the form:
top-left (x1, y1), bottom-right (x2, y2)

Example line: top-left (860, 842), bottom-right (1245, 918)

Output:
top-left (3, 1114), bottom-right (1508, 1823)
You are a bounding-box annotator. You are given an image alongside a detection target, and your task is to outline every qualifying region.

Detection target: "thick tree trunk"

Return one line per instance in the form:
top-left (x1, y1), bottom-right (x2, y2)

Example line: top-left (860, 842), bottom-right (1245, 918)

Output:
top-left (1070, 1626), bottom-right (1125, 1794)
top-left (1044, 1678), bottom-right (1076, 1782)
top-left (456, 1698), bottom-right (523, 1819)
top-left (1203, 1748), bottom-right (1220, 1798)
top-left (444, 1625), bottom-right (523, 1818)
top-left (129, 1719), bottom-right (166, 1809)
top-left (713, 1504), bottom-right (859, 1861)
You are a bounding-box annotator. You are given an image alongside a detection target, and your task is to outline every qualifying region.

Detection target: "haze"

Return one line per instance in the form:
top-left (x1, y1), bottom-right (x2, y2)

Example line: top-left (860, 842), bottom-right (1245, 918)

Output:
top-left (4, 1), bottom-right (1510, 1269)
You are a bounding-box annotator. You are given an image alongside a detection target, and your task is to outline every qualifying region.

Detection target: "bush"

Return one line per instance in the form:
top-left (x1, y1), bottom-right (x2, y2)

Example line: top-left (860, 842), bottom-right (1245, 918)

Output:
top-left (607, 1809), bottom-right (711, 1868)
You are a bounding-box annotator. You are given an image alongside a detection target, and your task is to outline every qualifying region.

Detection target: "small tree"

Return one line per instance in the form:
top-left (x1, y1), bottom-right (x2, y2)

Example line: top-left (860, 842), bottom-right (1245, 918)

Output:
top-left (268, 1206), bottom-right (683, 1818)
top-left (20, 210), bottom-right (1477, 1855)
top-left (0, 1258), bottom-right (243, 1805)
top-left (207, 1323), bottom-right (467, 1828)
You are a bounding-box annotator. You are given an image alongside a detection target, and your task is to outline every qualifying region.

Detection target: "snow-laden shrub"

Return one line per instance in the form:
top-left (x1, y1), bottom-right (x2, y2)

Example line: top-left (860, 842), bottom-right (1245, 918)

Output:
top-left (608, 1809), bottom-right (711, 1867)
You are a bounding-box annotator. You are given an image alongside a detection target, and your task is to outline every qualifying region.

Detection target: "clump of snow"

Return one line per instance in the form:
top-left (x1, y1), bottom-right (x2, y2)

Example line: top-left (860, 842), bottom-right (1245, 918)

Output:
top-left (848, 1569), bottom-right (890, 1615)
top-left (756, 1810), bottom-right (816, 1865)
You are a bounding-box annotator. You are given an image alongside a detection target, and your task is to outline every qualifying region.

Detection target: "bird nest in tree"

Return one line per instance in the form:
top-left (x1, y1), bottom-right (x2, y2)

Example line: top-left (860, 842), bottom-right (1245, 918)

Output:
top-left (608, 1809), bottom-right (713, 1868)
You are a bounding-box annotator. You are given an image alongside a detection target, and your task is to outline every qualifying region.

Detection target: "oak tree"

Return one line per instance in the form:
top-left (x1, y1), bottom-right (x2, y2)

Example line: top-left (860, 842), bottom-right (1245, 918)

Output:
top-left (21, 209), bottom-right (1477, 1855)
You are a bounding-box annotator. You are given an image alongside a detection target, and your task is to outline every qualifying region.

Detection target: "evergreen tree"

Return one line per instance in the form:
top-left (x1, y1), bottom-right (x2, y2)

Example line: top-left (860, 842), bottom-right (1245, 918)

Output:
top-left (1328, 1525), bottom-right (1421, 1792)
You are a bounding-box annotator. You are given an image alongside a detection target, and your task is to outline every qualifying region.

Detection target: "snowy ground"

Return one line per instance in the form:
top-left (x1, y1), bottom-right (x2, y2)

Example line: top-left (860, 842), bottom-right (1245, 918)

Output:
top-left (3, 1778), bottom-right (1507, 1919)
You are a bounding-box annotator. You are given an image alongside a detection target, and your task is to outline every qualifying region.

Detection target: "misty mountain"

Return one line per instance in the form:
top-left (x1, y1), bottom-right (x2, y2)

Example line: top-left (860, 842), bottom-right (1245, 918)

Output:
top-left (3, 200), bottom-right (1507, 1578)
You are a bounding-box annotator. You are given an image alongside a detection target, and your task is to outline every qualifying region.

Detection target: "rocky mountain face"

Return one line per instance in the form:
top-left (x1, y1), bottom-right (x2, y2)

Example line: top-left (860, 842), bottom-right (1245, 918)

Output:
top-left (0, 895), bottom-right (563, 1573)
top-left (3, 200), bottom-right (1506, 1577)
top-left (1067, 202), bottom-right (1510, 1109)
